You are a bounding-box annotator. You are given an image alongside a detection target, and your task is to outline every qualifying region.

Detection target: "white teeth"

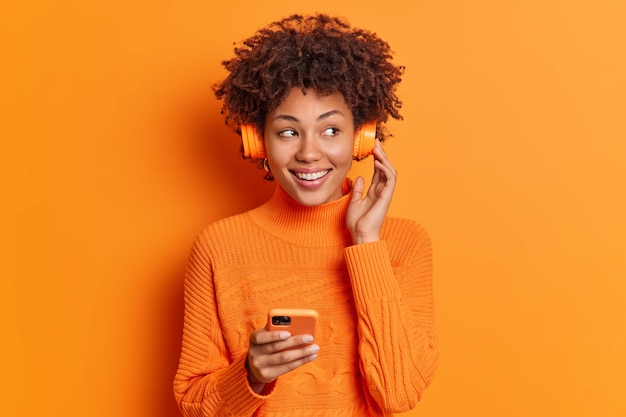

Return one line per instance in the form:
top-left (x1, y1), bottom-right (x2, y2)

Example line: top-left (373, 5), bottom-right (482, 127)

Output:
top-left (294, 170), bottom-right (330, 181)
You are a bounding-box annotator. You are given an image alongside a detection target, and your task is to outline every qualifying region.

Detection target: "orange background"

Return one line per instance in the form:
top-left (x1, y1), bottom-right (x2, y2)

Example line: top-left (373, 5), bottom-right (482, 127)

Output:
top-left (2, 1), bottom-right (625, 416)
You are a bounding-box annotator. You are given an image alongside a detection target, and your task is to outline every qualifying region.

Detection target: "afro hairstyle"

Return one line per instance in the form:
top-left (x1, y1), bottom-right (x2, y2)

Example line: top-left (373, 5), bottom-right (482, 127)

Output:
top-left (213, 13), bottom-right (405, 146)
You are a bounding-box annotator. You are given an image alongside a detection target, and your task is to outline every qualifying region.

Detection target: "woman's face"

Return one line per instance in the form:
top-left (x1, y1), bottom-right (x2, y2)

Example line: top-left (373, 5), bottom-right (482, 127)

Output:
top-left (264, 87), bottom-right (355, 206)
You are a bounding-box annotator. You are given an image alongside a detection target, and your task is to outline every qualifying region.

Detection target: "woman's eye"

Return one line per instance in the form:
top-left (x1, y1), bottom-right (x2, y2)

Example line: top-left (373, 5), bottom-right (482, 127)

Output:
top-left (322, 127), bottom-right (340, 136)
top-left (279, 129), bottom-right (297, 138)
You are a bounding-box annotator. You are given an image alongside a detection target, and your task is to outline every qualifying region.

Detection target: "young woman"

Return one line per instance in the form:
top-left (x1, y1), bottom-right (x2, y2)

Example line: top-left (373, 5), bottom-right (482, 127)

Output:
top-left (173, 14), bottom-right (438, 416)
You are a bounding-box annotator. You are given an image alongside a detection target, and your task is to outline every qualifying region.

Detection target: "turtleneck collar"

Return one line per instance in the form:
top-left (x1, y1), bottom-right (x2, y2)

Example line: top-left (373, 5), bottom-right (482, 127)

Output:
top-left (249, 178), bottom-right (354, 247)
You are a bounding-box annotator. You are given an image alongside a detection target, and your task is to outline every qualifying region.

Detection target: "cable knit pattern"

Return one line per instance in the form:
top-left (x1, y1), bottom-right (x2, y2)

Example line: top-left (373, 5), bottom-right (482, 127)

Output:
top-left (173, 180), bottom-right (438, 416)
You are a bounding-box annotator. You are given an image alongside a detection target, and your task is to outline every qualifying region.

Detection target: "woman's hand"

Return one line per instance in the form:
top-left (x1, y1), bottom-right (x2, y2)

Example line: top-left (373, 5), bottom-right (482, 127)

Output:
top-left (246, 329), bottom-right (319, 394)
top-left (347, 139), bottom-right (397, 245)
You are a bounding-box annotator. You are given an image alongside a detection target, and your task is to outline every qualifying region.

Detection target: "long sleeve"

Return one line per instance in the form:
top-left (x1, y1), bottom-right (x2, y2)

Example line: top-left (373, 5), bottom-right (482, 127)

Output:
top-left (173, 233), bottom-right (267, 417)
top-left (343, 219), bottom-right (439, 413)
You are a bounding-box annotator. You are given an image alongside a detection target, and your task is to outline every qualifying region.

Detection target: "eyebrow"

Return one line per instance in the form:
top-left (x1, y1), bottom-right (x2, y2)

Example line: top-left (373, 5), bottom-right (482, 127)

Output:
top-left (270, 110), bottom-right (346, 123)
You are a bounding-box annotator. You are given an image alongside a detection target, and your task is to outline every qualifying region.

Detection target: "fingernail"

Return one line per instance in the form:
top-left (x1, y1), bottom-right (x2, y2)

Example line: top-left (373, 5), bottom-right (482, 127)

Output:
top-left (280, 331), bottom-right (291, 339)
top-left (309, 344), bottom-right (320, 353)
top-left (302, 335), bottom-right (314, 343)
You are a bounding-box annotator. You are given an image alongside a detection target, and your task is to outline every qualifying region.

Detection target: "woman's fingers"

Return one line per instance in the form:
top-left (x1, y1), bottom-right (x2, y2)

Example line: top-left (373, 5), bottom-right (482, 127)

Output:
top-left (350, 176), bottom-right (365, 203)
top-left (249, 347), bottom-right (319, 383)
top-left (250, 331), bottom-right (314, 353)
top-left (250, 342), bottom-right (319, 371)
top-left (372, 141), bottom-right (396, 186)
top-left (248, 330), bottom-right (319, 383)
top-left (250, 328), bottom-right (291, 345)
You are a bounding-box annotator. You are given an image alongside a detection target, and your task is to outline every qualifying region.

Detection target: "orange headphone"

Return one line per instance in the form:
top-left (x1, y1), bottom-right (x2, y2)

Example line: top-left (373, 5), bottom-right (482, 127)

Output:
top-left (240, 122), bottom-right (377, 160)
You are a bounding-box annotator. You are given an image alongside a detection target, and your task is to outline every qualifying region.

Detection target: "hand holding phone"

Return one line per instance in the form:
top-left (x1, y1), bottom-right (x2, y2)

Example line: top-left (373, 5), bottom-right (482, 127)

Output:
top-left (246, 309), bottom-right (320, 392)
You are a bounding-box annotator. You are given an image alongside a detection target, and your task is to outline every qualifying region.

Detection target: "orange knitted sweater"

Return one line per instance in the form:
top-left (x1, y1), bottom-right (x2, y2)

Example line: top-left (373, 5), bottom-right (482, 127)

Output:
top-left (173, 181), bottom-right (438, 416)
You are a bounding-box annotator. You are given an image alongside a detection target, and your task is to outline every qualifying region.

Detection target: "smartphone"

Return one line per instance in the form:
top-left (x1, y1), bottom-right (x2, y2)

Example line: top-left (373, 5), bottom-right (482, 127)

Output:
top-left (267, 308), bottom-right (319, 343)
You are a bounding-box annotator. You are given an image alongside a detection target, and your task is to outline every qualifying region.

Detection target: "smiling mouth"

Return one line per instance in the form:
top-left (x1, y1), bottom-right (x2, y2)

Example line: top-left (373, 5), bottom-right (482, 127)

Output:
top-left (292, 170), bottom-right (331, 181)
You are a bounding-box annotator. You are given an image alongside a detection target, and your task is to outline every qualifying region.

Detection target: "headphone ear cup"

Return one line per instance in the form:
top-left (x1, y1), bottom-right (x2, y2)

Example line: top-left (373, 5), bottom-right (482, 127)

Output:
top-left (241, 124), bottom-right (266, 159)
top-left (353, 122), bottom-right (377, 159)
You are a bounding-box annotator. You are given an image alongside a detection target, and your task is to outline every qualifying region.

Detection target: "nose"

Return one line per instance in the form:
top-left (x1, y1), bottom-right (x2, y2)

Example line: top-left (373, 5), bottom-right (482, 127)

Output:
top-left (295, 134), bottom-right (322, 162)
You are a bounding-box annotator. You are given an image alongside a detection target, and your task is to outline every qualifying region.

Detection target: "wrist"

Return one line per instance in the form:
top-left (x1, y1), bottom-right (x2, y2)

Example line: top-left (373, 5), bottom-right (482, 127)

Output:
top-left (246, 358), bottom-right (266, 394)
top-left (352, 233), bottom-right (380, 245)
top-left (248, 378), bottom-right (266, 395)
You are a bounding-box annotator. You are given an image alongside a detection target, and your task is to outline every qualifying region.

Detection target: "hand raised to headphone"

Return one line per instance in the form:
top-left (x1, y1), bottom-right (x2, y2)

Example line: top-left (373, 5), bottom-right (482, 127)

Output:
top-left (346, 139), bottom-right (397, 245)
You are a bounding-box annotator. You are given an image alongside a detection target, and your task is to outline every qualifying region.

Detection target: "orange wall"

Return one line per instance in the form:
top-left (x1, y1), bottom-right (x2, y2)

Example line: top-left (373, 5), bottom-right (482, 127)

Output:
top-left (2, 1), bottom-right (625, 416)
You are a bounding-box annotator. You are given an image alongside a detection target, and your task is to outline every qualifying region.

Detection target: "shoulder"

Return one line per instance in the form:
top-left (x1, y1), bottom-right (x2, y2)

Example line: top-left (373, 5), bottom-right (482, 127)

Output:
top-left (201, 210), bottom-right (256, 237)
top-left (382, 216), bottom-right (430, 241)
top-left (190, 208), bottom-right (259, 255)
top-left (381, 217), bottom-right (432, 256)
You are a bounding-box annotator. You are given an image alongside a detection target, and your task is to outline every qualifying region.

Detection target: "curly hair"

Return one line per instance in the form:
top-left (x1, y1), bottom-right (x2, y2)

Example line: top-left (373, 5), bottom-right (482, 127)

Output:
top-left (213, 14), bottom-right (404, 143)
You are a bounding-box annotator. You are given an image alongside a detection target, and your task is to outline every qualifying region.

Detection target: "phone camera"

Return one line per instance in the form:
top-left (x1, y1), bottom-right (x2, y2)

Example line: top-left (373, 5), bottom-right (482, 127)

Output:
top-left (271, 316), bottom-right (291, 326)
